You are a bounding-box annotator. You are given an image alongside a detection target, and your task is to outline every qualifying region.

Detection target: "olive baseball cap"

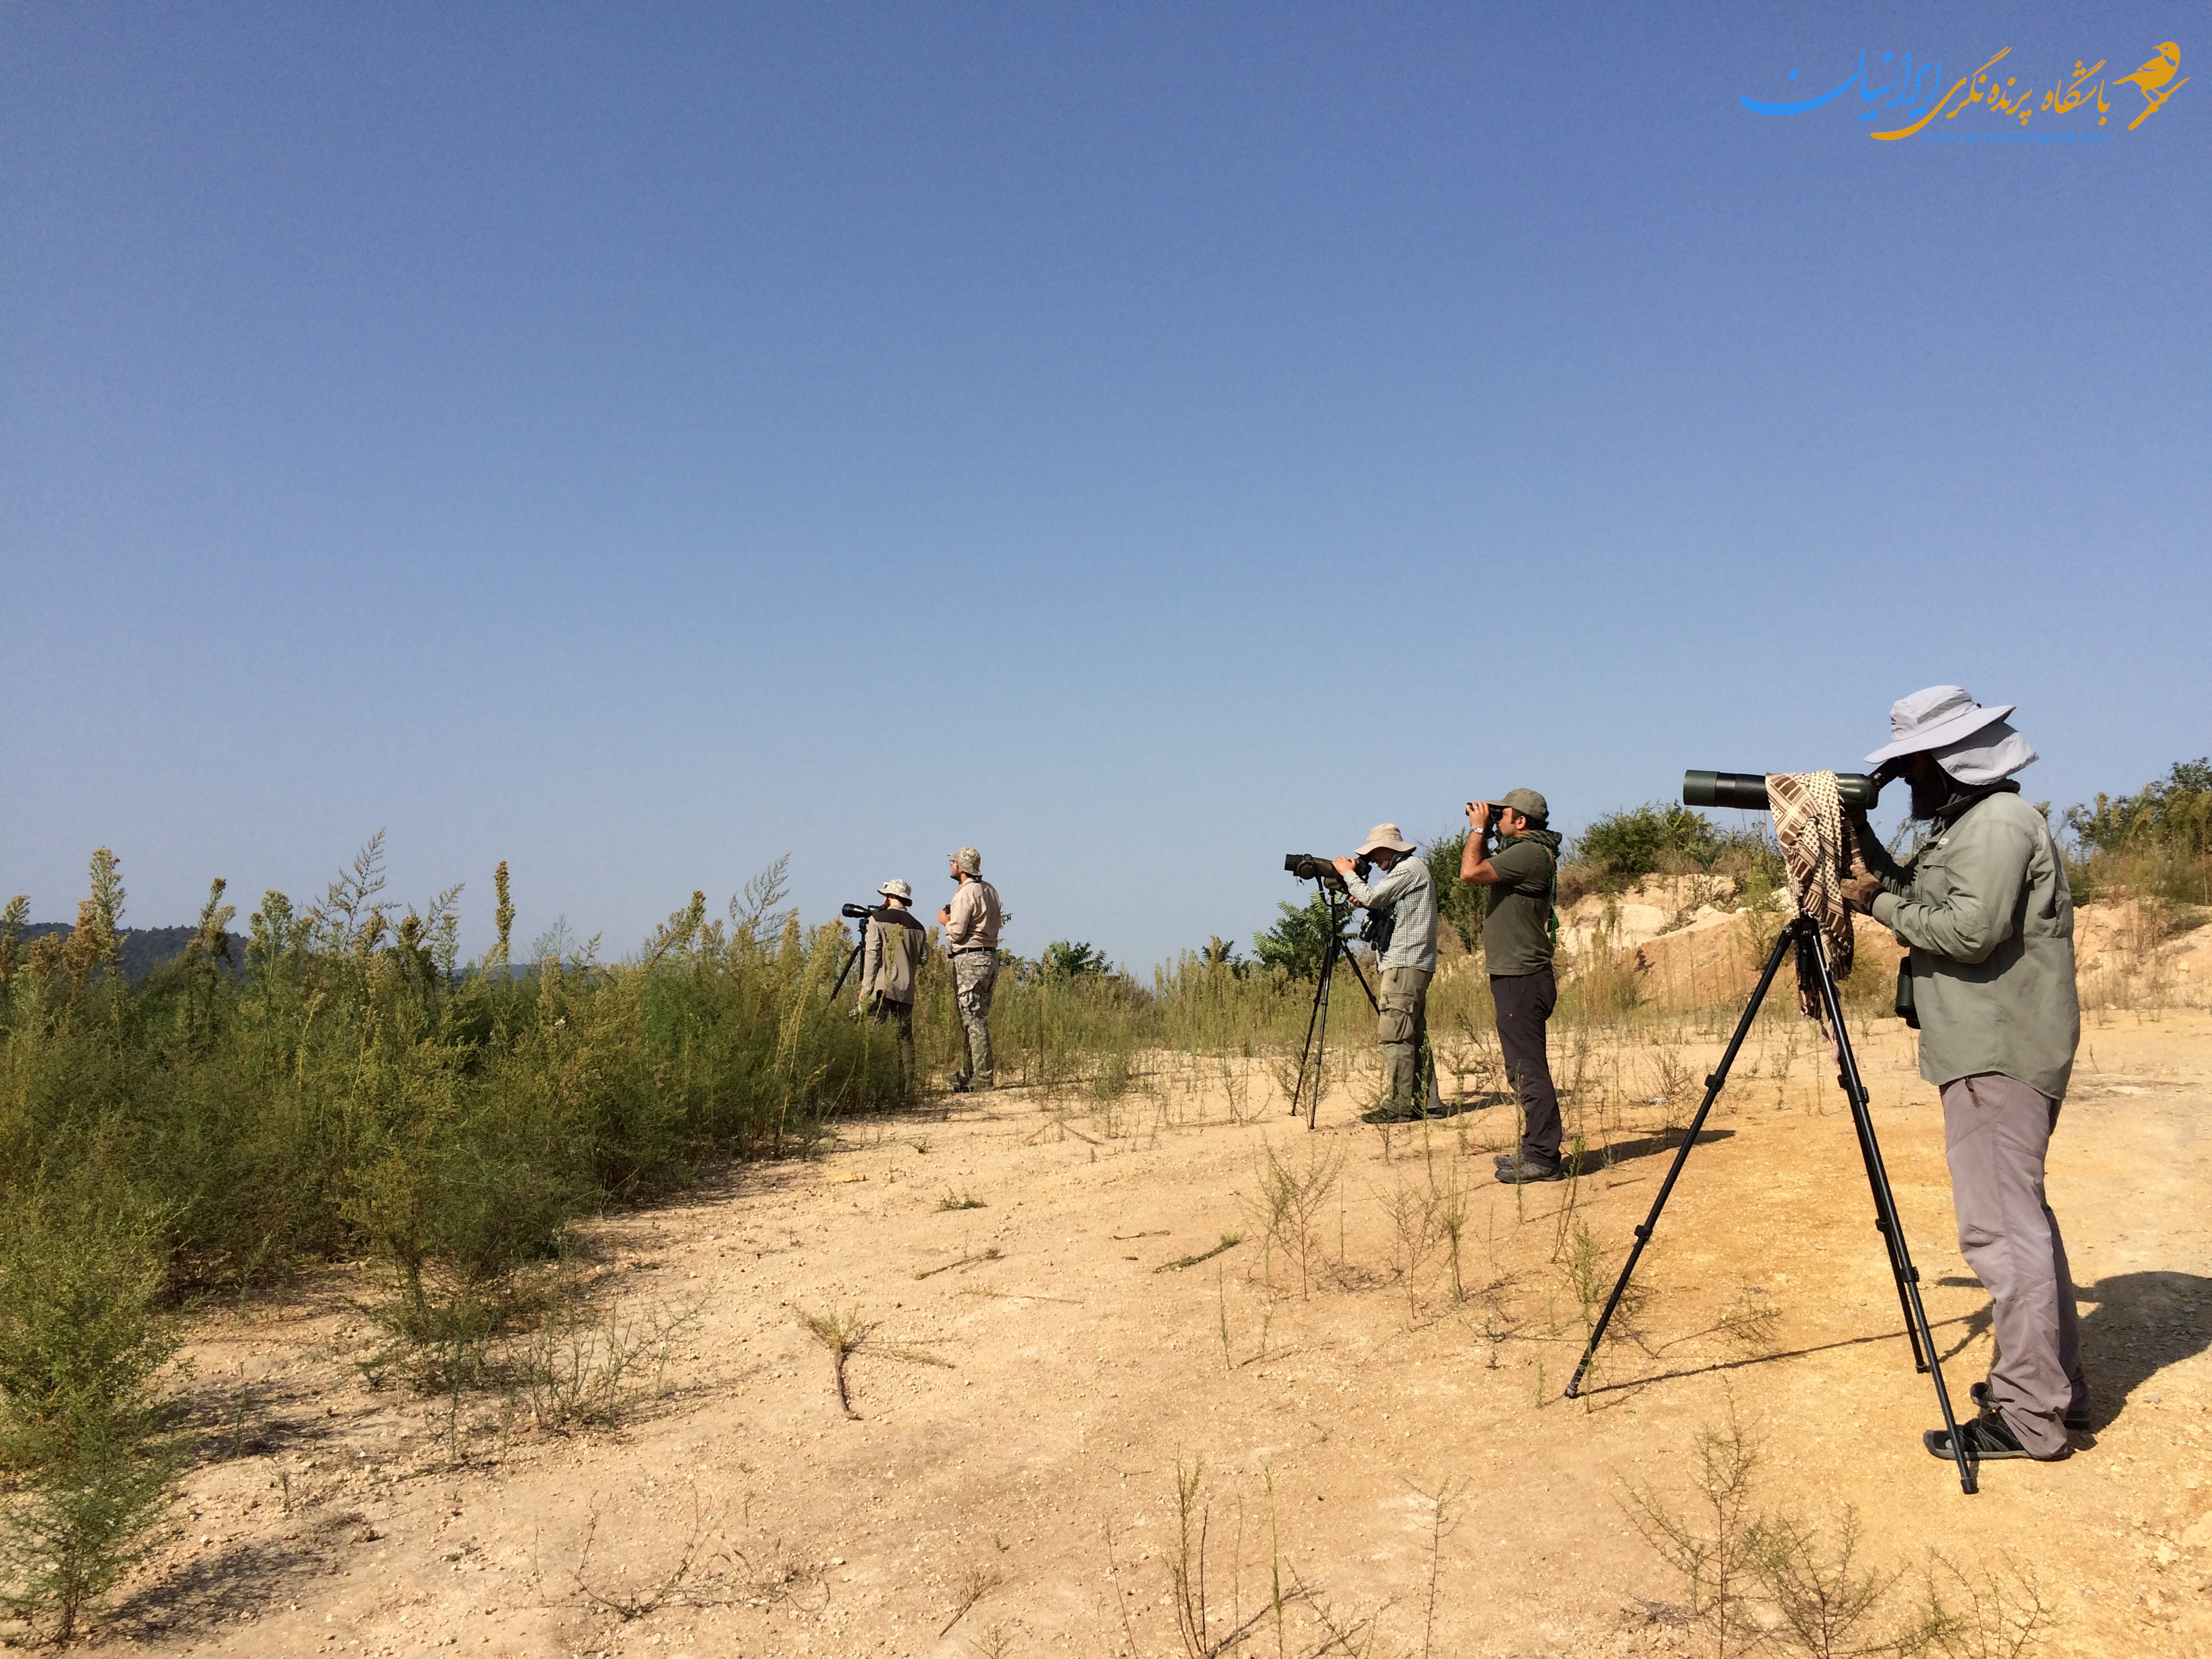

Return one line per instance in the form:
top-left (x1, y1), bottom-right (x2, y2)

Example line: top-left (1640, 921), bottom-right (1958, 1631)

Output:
top-left (1499, 788), bottom-right (1549, 823)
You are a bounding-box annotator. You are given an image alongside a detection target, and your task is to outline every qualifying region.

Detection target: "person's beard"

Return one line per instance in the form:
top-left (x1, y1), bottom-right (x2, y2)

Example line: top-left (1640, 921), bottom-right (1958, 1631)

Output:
top-left (1908, 769), bottom-right (1956, 820)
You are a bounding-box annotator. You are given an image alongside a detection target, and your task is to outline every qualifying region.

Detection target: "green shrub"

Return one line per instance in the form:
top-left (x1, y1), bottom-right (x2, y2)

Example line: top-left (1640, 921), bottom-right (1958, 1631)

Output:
top-left (0, 1196), bottom-right (181, 1643)
top-left (1253, 891), bottom-right (1347, 981)
top-left (1040, 940), bottom-right (1113, 979)
top-left (2065, 760), bottom-right (2212, 907)
top-left (0, 844), bottom-right (909, 1332)
top-left (1574, 803), bottom-right (1721, 882)
top-left (1426, 832), bottom-right (1483, 951)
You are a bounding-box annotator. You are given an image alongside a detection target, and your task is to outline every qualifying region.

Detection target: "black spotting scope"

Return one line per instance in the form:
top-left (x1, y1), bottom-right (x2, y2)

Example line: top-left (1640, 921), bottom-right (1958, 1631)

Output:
top-left (1284, 853), bottom-right (1351, 891)
top-left (1683, 771), bottom-right (1882, 812)
top-left (839, 902), bottom-right (876, 921)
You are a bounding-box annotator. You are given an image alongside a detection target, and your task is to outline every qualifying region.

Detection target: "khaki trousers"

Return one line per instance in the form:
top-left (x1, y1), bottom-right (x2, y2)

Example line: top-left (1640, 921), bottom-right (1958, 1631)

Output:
top-left (1377, 966), bottom-right (1431, 1109)
top-left (1941, 1071), bottom-right (2087, 1458)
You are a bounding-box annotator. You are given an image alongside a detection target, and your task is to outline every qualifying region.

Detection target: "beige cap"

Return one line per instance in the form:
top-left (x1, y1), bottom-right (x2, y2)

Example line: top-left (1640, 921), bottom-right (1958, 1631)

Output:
top-left (878, 879), bottom-right (913, 903)
top-left (951, 846), bottom-right (982, 876)
top-left (1355, 823), bottom-right (1416, 855)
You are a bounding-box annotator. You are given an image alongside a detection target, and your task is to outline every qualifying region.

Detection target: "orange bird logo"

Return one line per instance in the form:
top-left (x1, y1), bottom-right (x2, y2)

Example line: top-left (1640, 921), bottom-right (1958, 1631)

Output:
top-left (2115, 42), bottom-right (2187, 128)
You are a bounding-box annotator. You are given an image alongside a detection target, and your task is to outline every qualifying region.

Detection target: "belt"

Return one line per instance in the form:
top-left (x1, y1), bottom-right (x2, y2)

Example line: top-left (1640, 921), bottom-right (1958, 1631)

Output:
top-left (951, 946), bottom-right (996, 956)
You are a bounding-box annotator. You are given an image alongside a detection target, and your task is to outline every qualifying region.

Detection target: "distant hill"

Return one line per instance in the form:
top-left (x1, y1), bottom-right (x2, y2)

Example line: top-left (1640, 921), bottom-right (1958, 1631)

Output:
top-left (16, 923), bottom-right (249, 981)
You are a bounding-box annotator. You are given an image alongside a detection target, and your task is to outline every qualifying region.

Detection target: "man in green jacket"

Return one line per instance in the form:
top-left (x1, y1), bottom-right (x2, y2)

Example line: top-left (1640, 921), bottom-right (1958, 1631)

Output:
top-left (1843, 687), bottom-right (2086, 1463)
top-left (1461, 790), bottom-right (1567, 1182)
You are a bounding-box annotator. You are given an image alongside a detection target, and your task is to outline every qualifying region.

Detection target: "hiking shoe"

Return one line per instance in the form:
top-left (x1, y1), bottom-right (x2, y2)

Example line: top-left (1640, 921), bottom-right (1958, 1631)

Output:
top-left (1971, 1380), bottom-right (2091, 1432)
top-left (1923, 1408), bottom-right (2047, 1461)
top-left (1362, 1103), bottom-right (1425, 1124)
top-left (1494, 1157), bottom-right (1564, 1184)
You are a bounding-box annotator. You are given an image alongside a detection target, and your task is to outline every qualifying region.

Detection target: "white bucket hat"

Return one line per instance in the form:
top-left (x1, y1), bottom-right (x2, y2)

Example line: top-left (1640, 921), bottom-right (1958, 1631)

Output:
top-left (1355, 823), bottom-right (1416, 856)
top-left (1864, 687), bottom-right (2014, 767)
top-left (878, 879), bottom-right (913, 903)
top-left (1866, 686), bottom-right (2037, 786)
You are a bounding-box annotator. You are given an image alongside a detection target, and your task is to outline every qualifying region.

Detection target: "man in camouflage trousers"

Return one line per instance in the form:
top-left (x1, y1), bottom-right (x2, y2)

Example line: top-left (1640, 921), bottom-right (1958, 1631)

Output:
top-left (938, 846), bottom-right (1002, 1092)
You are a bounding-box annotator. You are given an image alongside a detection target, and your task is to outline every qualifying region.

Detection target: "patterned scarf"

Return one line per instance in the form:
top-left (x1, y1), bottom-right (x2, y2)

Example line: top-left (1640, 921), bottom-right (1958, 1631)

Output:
top-left (1765, 771), bottom-right (1856, 1019)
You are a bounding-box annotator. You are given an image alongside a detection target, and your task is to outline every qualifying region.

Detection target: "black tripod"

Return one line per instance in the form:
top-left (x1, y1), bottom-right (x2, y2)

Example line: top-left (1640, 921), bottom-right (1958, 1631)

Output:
top-left (1561, 915), bottom-right (1976, 1494)
top-left (830, 905), bottom-right (875, 1003)
top-left (1286, 879), bottom-right (1441, 1130)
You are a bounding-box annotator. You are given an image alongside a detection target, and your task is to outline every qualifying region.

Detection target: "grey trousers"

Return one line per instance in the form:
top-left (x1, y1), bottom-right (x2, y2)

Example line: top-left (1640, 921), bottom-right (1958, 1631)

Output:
top-left (1377, 966), bottom-right (1431, 1108)
top-left (867, 996), bottom-right (915, 1081)
top-left (1941, 1071), bottom-right (2087, 1458)
top-left (1493, 968), bottom-right (1561, 1164)
top-left (951, 951), bottom-right (998, 1087)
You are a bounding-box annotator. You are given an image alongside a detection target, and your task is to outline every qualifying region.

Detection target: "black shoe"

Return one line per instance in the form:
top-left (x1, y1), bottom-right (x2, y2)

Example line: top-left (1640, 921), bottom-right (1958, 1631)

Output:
top-left (1494, 1156), bottom-right (1563, 1184)
top-left (950, 1076), bottom-right (970, 1094)
top-left (1971, 1380), bottom-right (2091, 1432)
top-left (1923, 1408), bottom-right (2045, 1461)
top-left (1361, 1103), bottom-right (1424, 1124)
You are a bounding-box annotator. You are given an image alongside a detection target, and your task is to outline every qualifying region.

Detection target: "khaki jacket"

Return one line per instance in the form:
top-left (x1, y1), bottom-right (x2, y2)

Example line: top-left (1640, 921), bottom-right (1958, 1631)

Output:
top-left (861, 907), bottom-right (928, 1006)
top-left (1866, 789), bottom-right (2080, 1101)
top-left (943, 878), bottom-right (1001, 952)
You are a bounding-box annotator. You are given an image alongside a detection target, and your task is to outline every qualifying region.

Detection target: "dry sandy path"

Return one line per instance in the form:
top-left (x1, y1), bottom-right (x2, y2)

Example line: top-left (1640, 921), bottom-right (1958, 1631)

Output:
top-left (77, 1012), bottom-right (2212, 1657)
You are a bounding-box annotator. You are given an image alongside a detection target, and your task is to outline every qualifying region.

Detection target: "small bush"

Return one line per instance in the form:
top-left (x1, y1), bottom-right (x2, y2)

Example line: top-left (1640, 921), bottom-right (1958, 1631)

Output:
top-left (0, 1197), bottom-right (181, 1642)
top-left (1253, 893), bottom-right (1347, 981)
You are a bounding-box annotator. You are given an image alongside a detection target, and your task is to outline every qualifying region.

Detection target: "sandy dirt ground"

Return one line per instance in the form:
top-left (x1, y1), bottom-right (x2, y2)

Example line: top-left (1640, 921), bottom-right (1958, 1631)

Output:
top-left (41, 1008), bottom-right (2212, 1658)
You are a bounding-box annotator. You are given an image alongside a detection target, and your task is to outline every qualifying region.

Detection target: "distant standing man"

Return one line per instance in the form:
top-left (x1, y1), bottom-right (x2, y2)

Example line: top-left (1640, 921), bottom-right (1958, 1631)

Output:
top-left (1842, 687), bottom-right (2086, 1464)
top-left (938, 847), bottom-right (1002, 1092)
top-left (1461, 790), bottom-right (1565, 1183)
top-left (858, 879), bottom-right (928, 1084)
top-left (1334, 823), bottom-right (1439, 1122)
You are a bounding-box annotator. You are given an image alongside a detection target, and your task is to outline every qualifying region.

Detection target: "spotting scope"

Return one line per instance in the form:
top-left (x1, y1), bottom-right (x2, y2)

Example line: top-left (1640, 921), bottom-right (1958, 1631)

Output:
top-left (1682, 771), bottom-right (1883, 811)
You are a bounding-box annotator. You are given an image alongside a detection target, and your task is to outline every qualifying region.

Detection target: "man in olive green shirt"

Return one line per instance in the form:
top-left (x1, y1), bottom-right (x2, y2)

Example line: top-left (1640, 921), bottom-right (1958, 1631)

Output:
top-left (1461, 789), bottom-right (1565, 1182)
top-left (1843, 687), bottom-right (2086, 1465)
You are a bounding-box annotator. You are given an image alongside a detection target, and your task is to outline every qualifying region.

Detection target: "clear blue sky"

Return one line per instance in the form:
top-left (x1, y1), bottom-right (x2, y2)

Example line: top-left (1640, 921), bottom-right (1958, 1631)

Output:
top-left (5, 3), bottom-right (2206, 968)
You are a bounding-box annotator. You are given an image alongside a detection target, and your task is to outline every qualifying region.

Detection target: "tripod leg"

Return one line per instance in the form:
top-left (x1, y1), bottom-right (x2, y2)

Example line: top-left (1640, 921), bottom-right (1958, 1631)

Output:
top-left (830, 939), bottom-right (865, 1004)
top-left (1308, 940), bottom-right (1336, 1131)
top-left (1292, 948), bottom-right (1329, 1120)
top-left (1563, 920), bottom-right (1799, 1400)
top-left (1807, 934), bottom-right (1975, 1495)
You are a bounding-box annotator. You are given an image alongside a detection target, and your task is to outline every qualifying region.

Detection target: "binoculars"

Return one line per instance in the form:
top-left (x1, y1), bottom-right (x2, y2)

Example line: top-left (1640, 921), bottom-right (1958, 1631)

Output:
top-left (1683, 771), bottom-right (1884, 811)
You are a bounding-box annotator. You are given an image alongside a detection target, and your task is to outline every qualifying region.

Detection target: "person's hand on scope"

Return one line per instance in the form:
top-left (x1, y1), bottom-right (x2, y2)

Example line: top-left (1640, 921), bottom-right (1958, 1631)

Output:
top-left (1331, 855), bottom-right (1358, 877)
top-left (1841, 869), bottom-right (1884, 914)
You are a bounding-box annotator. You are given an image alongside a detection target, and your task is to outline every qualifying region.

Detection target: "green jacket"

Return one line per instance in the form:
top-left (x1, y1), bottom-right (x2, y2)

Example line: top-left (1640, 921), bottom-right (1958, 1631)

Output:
top-left (1864, 788), bottom-right (2079, 1101)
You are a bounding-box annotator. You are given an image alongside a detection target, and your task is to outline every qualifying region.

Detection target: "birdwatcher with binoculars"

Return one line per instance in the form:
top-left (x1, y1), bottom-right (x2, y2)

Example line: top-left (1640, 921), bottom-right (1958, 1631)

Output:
top-left (1332, 824), bottom-right (1439, 1123)
top-left (856, 879), bottom-right (928, 1082)
top-left (1461, 789), bottom-right (1565, 1183)
top-left (1841, 687), bottom-right (2085, 1465)
top-left (937, 846), bottom-right (1002, 1093)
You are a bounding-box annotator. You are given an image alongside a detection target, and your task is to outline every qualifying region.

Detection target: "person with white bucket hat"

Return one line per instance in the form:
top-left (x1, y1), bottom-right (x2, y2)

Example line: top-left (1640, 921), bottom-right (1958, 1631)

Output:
top-left (857, 879), bottom-right (928, 1083)
top-left (1843, 687), bottom-right (2087, 1464)
top-left (1332, 823), bottom-right (1439, 1122)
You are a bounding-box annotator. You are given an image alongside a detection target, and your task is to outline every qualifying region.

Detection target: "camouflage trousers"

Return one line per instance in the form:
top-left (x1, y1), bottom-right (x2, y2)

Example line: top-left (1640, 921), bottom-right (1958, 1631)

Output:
top-left (951, 951), bottom-right (998, 1088)
top-left (1377, 966), bottom-right (1432, 1109)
